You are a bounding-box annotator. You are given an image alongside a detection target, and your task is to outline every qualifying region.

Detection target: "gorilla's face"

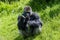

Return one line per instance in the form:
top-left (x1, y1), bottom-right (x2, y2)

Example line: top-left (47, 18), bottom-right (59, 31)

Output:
top-left (24, 6), bottom-right (32, 16)
top-left (24, 7), bottom-right (31, 12)
top-left (25, 12), bottom-right (31, 17)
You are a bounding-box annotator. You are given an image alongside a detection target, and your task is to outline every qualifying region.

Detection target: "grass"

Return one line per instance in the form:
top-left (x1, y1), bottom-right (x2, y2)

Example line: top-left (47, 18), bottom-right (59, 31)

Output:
top-left (0, 0), bottom-right (60, 40)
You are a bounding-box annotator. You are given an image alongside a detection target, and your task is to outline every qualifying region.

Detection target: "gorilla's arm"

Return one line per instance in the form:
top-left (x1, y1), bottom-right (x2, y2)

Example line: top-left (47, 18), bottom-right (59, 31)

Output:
top-left (28, 14), bottom-right (43, 27)
top-left (17, 15), bottom-right (26, 30)
top-left (17, 15), bottom-right (29, 30)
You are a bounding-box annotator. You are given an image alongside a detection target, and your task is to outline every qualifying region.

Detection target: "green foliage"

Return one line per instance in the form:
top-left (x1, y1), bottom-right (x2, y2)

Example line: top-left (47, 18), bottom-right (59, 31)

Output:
top-left (27, 0), bottom-right (60, 11)
top-left (0, 0), bottom-right (60, 40)
top-left (0, 0), bottom-right (20, 3)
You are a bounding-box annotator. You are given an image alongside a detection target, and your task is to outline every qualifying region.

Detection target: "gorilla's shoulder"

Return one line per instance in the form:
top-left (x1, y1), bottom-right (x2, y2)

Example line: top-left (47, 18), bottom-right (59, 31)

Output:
top-left (32, 12), bottom-right (37, 14)
top-left (32, 12), bottom-right (39, 17)
top-left (32, 12), bottom-right (39, 19)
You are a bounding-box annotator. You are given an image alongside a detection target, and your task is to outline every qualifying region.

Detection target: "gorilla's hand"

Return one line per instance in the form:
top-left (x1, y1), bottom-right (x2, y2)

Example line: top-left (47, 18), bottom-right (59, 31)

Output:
top-left (27, 21), bottom-right (33, 25)
top-left (25, 16), bottom-right (30, 22)
top-left (21, 15), bottom-right (26, 19)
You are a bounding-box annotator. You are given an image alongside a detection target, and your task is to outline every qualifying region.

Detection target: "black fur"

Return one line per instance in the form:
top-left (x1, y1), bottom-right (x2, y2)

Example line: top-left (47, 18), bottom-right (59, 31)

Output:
top-left (17, 12), bottom-right (43, 38)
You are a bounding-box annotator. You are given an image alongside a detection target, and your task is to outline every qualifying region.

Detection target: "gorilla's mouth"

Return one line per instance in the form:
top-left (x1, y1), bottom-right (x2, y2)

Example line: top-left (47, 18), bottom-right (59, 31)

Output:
top-left (26, 12), bottom-right (31, 16)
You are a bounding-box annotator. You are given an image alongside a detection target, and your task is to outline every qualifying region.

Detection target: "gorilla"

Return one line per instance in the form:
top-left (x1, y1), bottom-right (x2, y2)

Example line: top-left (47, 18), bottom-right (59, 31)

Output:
top-left (17, 6), bottom-right (43, 38)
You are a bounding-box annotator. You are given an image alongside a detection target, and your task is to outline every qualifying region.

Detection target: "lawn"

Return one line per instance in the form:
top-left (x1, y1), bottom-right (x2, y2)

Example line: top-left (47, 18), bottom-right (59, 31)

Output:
top-left (0, 0), bottom-right (60, 40)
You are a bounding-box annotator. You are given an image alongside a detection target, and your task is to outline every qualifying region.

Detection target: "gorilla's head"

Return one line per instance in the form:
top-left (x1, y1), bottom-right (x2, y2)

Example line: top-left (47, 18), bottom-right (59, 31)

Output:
top-left (24, 6), bottom-right (32, 16)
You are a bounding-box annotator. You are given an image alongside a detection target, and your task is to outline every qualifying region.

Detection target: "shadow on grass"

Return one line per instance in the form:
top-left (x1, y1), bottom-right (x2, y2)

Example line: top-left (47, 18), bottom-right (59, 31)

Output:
top-left (15, 33), bottom-right (42, 40)
top-left (14, 35), bottom-right (35, 40)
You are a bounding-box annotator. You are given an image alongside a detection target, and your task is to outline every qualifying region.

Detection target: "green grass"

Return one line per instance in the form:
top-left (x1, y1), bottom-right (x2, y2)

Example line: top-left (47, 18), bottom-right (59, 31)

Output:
top-left (0, 0), bottom-right (60, 40)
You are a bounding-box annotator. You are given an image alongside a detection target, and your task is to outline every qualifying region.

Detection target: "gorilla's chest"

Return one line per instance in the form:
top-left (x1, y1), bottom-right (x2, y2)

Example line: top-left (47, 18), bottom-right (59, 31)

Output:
top-left (30, 15), bottom-right (35, 20)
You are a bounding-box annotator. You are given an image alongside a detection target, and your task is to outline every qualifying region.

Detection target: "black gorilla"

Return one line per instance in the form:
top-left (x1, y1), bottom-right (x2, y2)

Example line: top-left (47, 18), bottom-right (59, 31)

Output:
top-left (17, 6), bottom-right (43, 38)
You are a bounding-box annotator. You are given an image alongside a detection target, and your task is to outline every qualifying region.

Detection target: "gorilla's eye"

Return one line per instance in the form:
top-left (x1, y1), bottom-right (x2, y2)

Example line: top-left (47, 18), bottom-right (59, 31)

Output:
top-left (26, 12), bottom-right (30, 15)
